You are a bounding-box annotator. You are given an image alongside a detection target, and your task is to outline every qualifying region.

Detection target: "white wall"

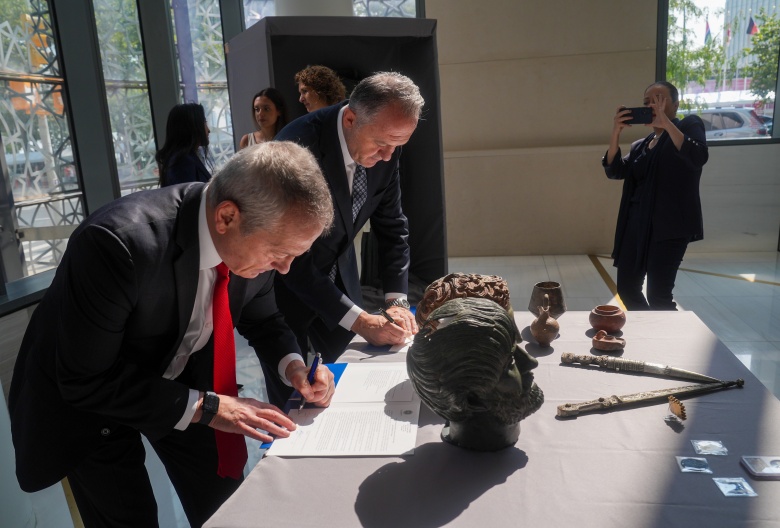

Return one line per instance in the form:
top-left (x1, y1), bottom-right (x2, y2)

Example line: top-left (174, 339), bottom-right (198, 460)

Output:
top-left (427, 0), bottom-right (780, 256)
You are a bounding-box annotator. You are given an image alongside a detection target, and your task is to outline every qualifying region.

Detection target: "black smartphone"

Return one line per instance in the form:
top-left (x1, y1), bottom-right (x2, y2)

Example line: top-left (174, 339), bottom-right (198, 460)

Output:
top-left (624, 106), bottom-right (653, 125)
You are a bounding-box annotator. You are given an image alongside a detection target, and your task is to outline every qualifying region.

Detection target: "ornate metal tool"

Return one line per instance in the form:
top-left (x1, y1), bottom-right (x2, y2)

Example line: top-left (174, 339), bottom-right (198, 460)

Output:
top-left (560, 353), bottom-right (722, 384)
top-left (556, 378), bottom-right (744, 418)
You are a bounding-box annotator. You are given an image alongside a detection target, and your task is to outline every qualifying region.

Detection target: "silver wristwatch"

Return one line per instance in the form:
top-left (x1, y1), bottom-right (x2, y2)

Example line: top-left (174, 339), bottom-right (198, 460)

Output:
top-left (385, 298), bottom-right (411, 310)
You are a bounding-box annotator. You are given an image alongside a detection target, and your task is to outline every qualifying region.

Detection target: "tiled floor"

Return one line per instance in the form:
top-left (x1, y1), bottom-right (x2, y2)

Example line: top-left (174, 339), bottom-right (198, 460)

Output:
top-left (27, 252), bottom-right (780, 527)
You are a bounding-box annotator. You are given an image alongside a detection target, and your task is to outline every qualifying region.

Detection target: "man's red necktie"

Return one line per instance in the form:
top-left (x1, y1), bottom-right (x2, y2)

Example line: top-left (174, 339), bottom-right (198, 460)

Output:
top-left (212, 262), bottom-right (248, 479)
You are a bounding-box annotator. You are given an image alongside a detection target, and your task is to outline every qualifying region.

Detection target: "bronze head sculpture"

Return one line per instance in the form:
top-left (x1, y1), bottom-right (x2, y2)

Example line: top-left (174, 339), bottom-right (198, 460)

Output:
top-left (407, 297), bottom-right (544, 451)
top-left (415, 273), bottom-right (512, 326)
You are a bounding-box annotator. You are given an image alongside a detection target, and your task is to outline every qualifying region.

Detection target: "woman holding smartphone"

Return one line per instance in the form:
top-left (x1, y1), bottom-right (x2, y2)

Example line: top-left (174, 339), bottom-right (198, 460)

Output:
top-left (602, 81), bottom-right (708, 311)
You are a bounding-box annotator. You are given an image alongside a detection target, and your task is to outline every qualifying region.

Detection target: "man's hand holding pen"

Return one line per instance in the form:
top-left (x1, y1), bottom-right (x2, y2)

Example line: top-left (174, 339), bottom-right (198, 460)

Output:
top-left (351, 306), bottom-right (417, 346)
top-left (382, 305), bottom-right (418, 336)
top-left (286, 356), bottom-right (335, 408)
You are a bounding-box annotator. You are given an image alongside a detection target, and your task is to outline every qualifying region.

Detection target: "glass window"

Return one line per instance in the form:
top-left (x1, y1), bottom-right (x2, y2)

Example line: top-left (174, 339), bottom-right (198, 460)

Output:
top-left (243, 0), bottom-right (418, 30)
top-left (243, 0), bottom-right (275, 29)
top-left (666, 0), bottom-right (779, 141)
top-left (0, 0), bottom-right (83, 279)
top-left (353, 0), bottom-right (418, 17)
top-left (93, 0), bottom-right (157, 194)
top-left (172, 0), bottom-right (234, 170)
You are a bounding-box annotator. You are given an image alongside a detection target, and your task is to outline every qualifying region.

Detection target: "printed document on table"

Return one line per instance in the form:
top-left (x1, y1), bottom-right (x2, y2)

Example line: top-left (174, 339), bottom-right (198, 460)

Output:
top-left (266, 363), bottom-right (420, 457)
top-left (330, 363), bottom-right (415, 403)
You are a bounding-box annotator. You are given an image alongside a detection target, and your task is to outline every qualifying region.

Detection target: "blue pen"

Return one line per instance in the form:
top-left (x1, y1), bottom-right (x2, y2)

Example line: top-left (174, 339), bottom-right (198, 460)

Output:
top-left (299, 352), bottom-right (321, 411)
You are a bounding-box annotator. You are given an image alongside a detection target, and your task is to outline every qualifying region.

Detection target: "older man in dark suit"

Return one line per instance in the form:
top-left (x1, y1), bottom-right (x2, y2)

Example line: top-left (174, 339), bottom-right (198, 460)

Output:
top-left (9, 142), bottom-right (335, 527)
top-left (268, 72), bottom-right (422, 405)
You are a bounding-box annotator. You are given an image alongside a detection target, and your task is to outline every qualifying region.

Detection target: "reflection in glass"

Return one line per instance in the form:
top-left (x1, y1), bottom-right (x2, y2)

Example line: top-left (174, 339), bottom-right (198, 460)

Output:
top-left (0, 0), bottom-right (83, 277)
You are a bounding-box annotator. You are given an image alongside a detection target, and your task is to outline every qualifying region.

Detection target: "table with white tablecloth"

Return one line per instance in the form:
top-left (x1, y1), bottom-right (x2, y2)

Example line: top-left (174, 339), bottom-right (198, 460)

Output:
top-left (206, 311), bottom-right (780, 528)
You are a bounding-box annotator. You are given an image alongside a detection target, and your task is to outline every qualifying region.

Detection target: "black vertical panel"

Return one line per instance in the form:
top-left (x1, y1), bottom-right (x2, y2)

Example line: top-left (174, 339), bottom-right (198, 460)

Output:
top-left (137, 0), bottom-right (180, 151)
top-left (50, 0), bottom-right (118, 213)
top-left (226, 17), bottom-right (447, 284)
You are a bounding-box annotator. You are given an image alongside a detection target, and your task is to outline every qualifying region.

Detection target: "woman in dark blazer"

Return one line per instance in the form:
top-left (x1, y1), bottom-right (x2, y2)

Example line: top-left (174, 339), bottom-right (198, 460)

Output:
top-left (156, 103), bottom-right (213, 186)
top-left (602, 81), bottom-right (708, 310)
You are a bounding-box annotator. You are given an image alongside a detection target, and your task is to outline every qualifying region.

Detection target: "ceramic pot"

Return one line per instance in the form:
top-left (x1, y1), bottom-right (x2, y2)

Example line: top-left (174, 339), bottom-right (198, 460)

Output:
top-left (589, 305), bottom-right (626, 333)
top-left (531, 294), bottom-right (559, 347)
top-left (592, 329), bottom-right (626, 351)
top-left (528, 281), bottom-right (566, 319)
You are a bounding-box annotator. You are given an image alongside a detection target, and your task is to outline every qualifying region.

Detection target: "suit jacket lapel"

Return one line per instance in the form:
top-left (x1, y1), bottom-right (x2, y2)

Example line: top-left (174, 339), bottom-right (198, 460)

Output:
top-left (320, 105), bottom-right (354, 238)
top-left (172, 185), bottom-right (204, 356)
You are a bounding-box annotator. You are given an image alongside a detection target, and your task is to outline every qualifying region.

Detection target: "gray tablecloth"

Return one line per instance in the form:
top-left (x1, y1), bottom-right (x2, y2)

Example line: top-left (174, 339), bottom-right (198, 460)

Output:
top-left (206, 311), bottom-right (780, 528)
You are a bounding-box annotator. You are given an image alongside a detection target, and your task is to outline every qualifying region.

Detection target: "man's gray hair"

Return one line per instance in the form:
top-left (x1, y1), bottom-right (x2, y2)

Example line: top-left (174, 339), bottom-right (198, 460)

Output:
top-left (348, 71), bottom-right (424, 123)
top-left (207, 141), bottom-right (334, 235)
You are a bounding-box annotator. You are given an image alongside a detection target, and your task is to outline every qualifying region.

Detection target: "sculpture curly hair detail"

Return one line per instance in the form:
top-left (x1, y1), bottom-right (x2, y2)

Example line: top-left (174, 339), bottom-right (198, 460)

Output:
top-left (415, 273), bottom-right (511, 326)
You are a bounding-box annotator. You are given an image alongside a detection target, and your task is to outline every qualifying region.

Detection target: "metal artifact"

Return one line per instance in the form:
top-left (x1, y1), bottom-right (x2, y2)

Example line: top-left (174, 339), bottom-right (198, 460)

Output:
top-left (667, 396), bottom-right (687, 420)
top-left (415, 273), bottom-right (511, 326)
top-left (409, 298), bottom-right (544, 451)
top-left (560, 353), bottom-right (722, 383)
top-left (556, 378), bottom-right (744, 417)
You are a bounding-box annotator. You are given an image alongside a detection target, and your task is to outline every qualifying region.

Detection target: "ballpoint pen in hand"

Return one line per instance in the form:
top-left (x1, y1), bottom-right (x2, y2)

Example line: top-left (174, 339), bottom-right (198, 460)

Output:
top-left (299, 352), bottom-right (321, 411)
top-left (378, 308), bottom-right (396, 325)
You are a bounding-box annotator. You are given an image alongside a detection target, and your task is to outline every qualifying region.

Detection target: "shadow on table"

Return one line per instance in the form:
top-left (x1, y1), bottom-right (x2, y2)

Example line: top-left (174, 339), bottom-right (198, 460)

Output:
top-left (354, 442), bottom-right (528, 527)
top-left (346, 341), bottom-right (404, 361)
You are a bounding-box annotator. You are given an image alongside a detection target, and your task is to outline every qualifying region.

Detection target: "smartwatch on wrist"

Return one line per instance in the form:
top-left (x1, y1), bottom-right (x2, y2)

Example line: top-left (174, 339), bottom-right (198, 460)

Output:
top-left (385, 298), bottom-right (411, 310)
top-left (198, 391), bottom-right (219, 425)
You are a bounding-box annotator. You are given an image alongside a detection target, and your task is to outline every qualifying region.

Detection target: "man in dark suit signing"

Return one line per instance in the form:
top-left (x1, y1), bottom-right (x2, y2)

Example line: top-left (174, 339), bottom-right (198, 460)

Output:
top-left (269, 72), bottom-right (422, 405)
top-left (9, 142), bottom-right (336, 527)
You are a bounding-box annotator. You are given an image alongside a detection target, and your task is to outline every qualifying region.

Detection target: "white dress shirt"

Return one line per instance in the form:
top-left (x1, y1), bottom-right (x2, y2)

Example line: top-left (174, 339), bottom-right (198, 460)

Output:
top-left (335, 106), bottom-right (406, 331)
top-left (170, 189), bottom-right (303, 429)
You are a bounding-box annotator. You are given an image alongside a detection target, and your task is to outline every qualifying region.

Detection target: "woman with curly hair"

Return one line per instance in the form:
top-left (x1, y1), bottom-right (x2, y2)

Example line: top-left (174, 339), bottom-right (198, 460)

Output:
top-left (294, 65), bottom-right (346, 113)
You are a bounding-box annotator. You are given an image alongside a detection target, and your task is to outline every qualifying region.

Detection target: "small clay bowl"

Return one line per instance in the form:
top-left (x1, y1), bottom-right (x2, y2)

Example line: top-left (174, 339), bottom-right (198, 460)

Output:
top-left (592, 329), bottom-right (626, 351)
top-left (589, 305), bottom-right (626, 333)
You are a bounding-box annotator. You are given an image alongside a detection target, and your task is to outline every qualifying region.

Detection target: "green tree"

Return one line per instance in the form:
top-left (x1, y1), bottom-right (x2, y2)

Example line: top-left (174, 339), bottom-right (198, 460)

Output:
top-left (0, 0), bottom-right (28, 30)
top-left (667, 0), bottom-right (735, 109)
top-left (742, 9), bottom-right (780, 102)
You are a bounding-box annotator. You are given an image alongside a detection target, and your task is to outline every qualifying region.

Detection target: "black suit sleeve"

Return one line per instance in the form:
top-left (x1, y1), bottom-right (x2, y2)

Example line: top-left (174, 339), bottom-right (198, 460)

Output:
top-left (54, 224), bottom-right (190, 441)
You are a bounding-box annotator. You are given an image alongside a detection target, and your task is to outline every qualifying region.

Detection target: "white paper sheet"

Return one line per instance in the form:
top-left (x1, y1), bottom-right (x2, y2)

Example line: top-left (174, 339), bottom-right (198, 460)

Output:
top-left (389, 336), bottom-right (413, 353)
top-left (266, 403), bottom-right (419, 456)
top-left (266, 363), bottom-right (420, 457)
top-left (330, 363), bottom-right (415, 403)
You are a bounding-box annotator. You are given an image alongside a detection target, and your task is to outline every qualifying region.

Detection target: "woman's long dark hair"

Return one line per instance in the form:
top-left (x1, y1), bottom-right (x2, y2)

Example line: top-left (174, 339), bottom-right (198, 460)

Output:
top-left (251, 87), bottom-right (289, 136)
top-left (155, 103), bottom-right (211, 186)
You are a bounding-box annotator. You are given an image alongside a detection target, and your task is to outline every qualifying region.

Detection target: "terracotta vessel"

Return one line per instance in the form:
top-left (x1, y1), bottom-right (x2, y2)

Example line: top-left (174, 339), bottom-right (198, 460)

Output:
top-left (592, 329), bottom-right (626, 351)
top-left (531, 294), bottom-right (560, 347)
top-left (528, 281), bottom-right (566, 319)
top-left (589, 305), bottom-right (626, 333)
